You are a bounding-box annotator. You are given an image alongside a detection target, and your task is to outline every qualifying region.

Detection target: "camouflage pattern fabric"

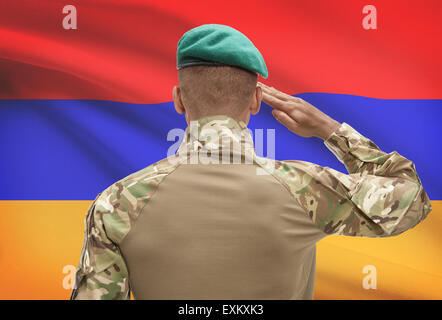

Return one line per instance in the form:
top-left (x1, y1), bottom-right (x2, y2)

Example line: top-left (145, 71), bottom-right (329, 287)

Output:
top-left (175, 114), bottom-right (256, 164)
top-left (256, 122), bottom-right (432, 236)
top-left (71, 115), bottom-right (432, 299)
top-left (70, 157), bottom-right (182, 300)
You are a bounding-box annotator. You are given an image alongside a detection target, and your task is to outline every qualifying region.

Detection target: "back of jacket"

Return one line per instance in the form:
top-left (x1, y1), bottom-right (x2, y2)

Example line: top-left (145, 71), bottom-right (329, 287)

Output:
top-left (71, 115), bottom-right (431, 300)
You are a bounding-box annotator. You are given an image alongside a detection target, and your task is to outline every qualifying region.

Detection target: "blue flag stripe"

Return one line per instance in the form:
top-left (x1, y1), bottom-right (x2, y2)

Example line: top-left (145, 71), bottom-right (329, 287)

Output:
top-left (1, 94), bottom-right (441, 200)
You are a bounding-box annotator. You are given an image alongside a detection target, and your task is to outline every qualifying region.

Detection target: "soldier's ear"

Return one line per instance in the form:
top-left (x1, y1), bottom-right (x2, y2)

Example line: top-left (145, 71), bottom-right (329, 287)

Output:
top-left (250, 85), bottom-right (262, 115)
top-left (173, 86), bottom-right (185, 114)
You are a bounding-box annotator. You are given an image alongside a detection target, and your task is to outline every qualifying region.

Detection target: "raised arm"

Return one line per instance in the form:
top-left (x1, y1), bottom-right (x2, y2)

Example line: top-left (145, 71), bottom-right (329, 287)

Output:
top-left (259, 83), bottom-right (432, 237)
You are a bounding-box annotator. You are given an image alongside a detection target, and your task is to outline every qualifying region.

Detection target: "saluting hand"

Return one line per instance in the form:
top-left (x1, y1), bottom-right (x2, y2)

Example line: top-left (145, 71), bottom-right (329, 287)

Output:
top-left (258, 82), bottom-right (341, 140)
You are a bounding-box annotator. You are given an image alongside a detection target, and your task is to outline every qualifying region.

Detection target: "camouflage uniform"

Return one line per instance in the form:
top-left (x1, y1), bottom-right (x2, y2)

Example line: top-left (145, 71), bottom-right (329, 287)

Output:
top-left (70, 115), bottom-right (431, 300)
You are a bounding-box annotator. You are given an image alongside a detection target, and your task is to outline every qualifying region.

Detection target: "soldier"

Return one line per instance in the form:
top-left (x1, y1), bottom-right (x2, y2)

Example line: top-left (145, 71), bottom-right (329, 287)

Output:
top-left (70, 24), bottom-right (432, 300)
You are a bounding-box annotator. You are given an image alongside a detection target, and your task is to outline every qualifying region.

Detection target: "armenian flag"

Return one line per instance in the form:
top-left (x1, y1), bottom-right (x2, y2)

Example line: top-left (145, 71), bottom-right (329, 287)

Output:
top-left (0, 0), bottom-right (441, 299)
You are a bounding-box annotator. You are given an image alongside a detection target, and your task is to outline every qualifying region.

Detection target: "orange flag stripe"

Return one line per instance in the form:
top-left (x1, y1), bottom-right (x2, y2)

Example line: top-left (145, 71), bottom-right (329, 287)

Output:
top-left (0, 200), bottom-right (440, 300)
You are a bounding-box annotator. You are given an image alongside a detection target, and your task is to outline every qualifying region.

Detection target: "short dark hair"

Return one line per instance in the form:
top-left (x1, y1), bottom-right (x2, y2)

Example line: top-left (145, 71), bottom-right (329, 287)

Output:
top-left (178, 65), bottom-right (258, 118)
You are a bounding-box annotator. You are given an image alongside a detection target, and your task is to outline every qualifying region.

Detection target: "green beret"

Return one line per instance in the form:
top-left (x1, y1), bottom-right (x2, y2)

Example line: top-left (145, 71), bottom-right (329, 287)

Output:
top-left (177, 24), bottom-right (268, 79)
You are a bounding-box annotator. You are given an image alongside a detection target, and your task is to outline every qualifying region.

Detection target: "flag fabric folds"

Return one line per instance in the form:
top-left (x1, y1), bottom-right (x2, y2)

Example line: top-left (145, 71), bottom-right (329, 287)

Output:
top-left (0, 0), bottom-right (441, 299)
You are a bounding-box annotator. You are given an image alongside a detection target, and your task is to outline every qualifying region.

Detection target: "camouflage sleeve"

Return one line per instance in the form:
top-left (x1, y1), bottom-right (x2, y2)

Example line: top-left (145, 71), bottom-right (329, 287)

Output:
top-left (70, 190), bottom-right (130, 300)
top-left (279, 122), bottom-right (432, 237)
top-left (69, 158), bottom-right (180, 300)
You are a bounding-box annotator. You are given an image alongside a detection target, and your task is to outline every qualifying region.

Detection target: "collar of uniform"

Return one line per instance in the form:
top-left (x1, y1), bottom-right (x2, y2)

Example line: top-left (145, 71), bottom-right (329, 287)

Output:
top-left (177, 114), bottom-right (255, 156)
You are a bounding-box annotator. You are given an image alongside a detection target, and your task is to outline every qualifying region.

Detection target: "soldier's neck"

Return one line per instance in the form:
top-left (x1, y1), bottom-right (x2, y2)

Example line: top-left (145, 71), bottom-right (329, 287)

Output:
top-left (186, 111), bottom-right (250, 126)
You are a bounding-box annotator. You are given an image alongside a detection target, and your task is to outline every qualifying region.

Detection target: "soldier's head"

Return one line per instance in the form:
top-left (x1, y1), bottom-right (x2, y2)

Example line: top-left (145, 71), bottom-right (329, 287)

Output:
top-left (174, 24), bottom-right (267, 124)
top-left (173, 65), bottom-right (262, 124)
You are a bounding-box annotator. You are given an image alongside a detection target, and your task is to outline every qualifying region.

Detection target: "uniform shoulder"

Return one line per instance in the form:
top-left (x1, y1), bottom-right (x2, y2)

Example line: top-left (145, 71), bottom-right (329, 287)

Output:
top-left (276, 159), bottom-right (353, 189)
top-left (256, 156), bottom-right (325, 177)
top-left (255, 156), bottom-right (353, 196)
top-left (112, 156), bottom-right (179, 191)
top-left (92, 156), bottom-right (181, 243)
top-left (104, 156), bottom-right (179, 193)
